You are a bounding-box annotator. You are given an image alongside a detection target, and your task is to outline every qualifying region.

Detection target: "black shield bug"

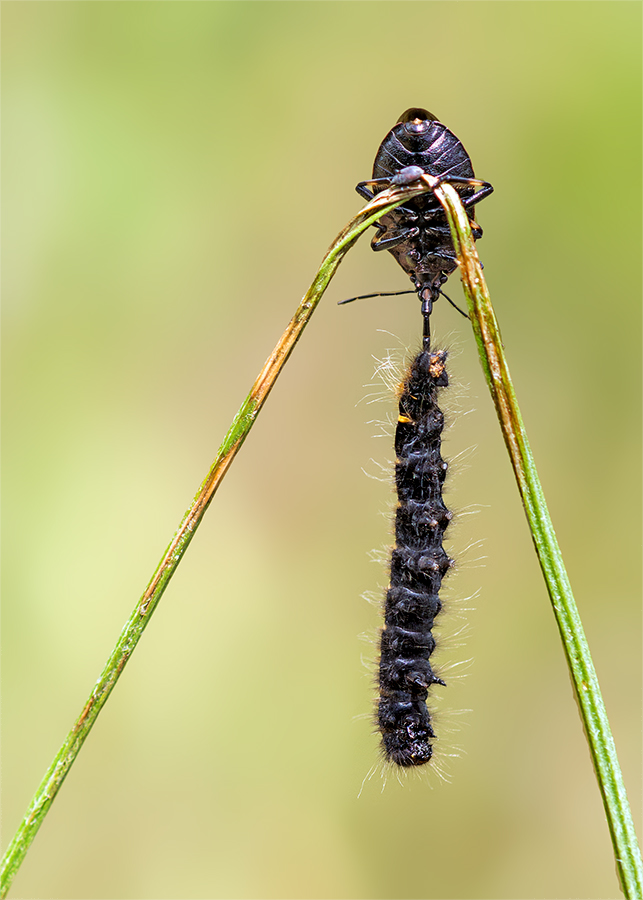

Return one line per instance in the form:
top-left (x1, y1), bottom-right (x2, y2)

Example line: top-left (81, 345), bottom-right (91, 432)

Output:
top-left (353, 107), bottom-right (493, 347)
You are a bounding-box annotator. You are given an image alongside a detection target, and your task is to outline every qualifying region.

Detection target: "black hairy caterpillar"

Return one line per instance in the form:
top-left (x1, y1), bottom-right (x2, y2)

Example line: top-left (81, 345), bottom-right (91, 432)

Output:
top-left (351, 109), bottom-right (492, 767)
top-left (378, 347), bottom-right (452, 767)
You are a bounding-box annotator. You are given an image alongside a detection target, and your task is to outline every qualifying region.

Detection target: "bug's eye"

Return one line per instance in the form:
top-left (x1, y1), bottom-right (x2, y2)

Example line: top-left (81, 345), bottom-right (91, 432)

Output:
top-left (397, 107), bottom-right (437, 124)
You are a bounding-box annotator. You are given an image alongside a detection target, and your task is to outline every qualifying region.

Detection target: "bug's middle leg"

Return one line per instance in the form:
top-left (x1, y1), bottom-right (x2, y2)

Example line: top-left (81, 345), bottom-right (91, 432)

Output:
top-left (371, 226), bottom-right (419, 252)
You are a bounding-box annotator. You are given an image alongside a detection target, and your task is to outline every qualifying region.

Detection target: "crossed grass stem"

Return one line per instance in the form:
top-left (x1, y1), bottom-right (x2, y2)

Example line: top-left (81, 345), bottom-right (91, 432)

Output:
top-left (1, 177), bottom-right (640, 899)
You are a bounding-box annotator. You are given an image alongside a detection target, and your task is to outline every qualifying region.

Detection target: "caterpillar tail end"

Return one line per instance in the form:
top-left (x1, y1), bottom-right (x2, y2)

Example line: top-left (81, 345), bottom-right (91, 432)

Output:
top-left (383, 737), bottom-right (433, 768)
top-left (378, 696), bottom-right (436, 767)
top-left (381, 725), bottom-right (434, 768)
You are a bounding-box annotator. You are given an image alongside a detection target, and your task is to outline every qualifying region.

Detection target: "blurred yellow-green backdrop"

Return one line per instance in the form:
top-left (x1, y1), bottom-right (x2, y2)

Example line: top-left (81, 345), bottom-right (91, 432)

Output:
top-left (3, 2), bottom-right (641, 898)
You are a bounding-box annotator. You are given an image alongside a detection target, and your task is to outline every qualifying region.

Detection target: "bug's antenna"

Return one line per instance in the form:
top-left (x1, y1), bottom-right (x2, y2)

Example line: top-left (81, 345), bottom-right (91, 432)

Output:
top-left (338, 290), bottom-right (416, 306)
top-left (438, 288), bottom-right (469, 320)
top-left (340, 288), bottom-right (468, 320)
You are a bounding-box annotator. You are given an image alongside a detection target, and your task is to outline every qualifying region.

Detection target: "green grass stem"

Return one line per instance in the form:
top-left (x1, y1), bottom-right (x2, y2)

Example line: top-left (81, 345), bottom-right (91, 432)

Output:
top-left (0, 180), bottom-right (433, 898)
top-left (4, 175), bottom-right (638, 899)
top-left (433, 180), bottom-right (643, 899)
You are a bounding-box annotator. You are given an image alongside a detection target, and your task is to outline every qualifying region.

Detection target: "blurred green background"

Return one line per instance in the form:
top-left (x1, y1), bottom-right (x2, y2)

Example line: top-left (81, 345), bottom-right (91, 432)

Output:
top-left (3, 2), bottom-right (641, 898)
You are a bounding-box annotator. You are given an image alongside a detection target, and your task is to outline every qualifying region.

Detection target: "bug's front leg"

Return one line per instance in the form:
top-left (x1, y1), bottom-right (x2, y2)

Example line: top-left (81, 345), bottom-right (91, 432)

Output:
top-left (355, 177), bottom-right (393, 201)
top-left (436, 176), bottom-right (494, 208)
top-left (371, 226), bottom-right (419, 252)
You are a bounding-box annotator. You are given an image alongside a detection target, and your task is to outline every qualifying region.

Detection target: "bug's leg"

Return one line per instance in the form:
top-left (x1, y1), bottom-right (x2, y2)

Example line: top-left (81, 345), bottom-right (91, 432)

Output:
top-left (435, 175), bottom-right (491, 188)
top-left (435, 177), bottom-right (494, 207)
top-left (371, 227), bottom-right (419, 252)
top-left (356, 182), bottom-right (376, 201)
top-left (433, 252), bottom-right (458, 263)
top-left (356, 183), bottom-right (390, 230)
top-left (391, 206), bottom-right (419, 219)
top-left (361, 177), bottom-right (394, 187)
top-left (422, 223), bottom-right (452, 234)
top-left (418, 202), bottom-right (485, 239)
top-left (462, 186), bottom-right (494, 207)
top-left (355, 177), bottom-right (394, 201)
top-left (426, 212), bottom-right (483, 238)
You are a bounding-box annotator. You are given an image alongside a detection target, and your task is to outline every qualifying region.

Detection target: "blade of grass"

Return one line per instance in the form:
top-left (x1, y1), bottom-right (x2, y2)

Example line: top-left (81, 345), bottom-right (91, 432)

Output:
top-left (433, 179), bottom-right (643, 899)
top-left (0, 179), bottom-right (438, 898)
